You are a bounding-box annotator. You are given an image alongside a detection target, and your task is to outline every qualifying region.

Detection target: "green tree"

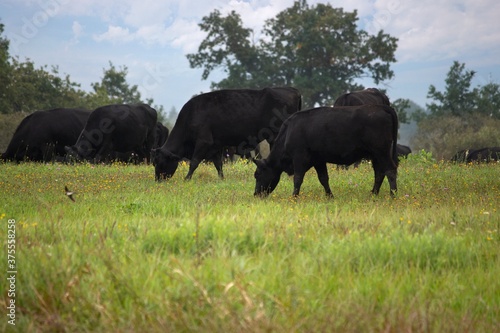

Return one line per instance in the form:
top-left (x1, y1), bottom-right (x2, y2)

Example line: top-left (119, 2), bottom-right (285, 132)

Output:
top-left (85, 62), bottom-right (164, 115)
top-left (426, 61), bottom-right (477, 117)
top-left (5, 58), bottom-right (85, 113)
top-left (0, 21), bottom-right (86, 113)
top-left (412, 61), bottom-right (500, 158)
top-left (473, 81), bottom-right (500, 119)
top-left (87, 62), bottom-right (142, 107)
top-left (426, 60), bottom-right (500, 119)
top-left (0, 22), bottom-right (12, 113)
top-left (187, 0), bottom-right (398, 108)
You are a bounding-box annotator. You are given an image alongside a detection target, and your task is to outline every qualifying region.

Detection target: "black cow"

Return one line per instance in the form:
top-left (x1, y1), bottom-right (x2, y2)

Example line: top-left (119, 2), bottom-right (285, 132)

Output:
top-left (253, 105), bottom-right (399, 197)
top-left (333, 88), bottom-right (391, 170)
top-left (65, 104), bottom-right (157, 163)
top-left (396, 144), bottom-right (412, 158)
top-left (334, 88), bottom-right (391, 107)
top-left (451, 149), bottom-right (471, 163)
top-left (466, 147), bottom-right (500, 163)
top-left (337, 143), bottom-right (411, 170)
top-left (450, 147), bottom-right (500, 163)
top-left (2, 108), bottom-right (91, 162)
top-left (154, 122), bottom-right (169, 149)
top-left (153, 87), bottom-right (302, 180)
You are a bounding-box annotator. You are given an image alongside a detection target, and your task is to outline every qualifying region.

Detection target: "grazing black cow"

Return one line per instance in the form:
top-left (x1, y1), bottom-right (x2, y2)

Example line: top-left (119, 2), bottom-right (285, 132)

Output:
top-left (466, 147), bottom-right (500, 163)
top-left (451, 149), bottom-right (471, 163)
top-left (65, 104), bottom-right (157, 163)
top-left (253, 105), bottom-right (399, 197)
top-left (154, 122), bottom-right (169, 149)
top-left (153, 87), bottom-right (302, 180)
top-left (396, 144), bottom-right (412, 158)
top-left (334, 88), bottom-right (391, 107)
top-left (2, 108), bottom-right (91, 162)
top-left (333, 88), bottom-right (391, 170)
top-left (450, 147), bottom-right (500, 163)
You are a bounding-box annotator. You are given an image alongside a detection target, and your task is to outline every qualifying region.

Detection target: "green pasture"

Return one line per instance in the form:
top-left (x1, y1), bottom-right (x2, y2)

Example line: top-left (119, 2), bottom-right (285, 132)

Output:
top-left (1, 152), bottom-right (499, 332)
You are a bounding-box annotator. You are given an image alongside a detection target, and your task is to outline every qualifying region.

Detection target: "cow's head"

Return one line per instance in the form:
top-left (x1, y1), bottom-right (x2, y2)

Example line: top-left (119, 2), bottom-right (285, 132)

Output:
top-left (64, 145), bottom-right (82, 162)
top-left (253, 159), bottom-right (281, 197)
top-left (153, 149), bottom-right (180, 181)
top-left (64, 141), bottom-right (97, 162)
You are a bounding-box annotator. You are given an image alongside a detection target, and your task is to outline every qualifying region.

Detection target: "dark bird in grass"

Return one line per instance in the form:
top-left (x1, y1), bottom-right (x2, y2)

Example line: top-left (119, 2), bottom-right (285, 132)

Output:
top-left (65, 186), bottom-right (76, 202)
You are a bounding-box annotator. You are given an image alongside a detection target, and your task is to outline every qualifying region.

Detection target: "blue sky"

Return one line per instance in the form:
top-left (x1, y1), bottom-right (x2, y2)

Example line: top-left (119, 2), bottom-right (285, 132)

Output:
top-left (2, 0), bottom-right (500, 113)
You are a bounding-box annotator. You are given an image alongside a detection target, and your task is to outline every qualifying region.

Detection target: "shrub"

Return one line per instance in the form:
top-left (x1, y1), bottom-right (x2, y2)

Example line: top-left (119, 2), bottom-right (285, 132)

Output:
top-left (411, 114), bottom-right (500, 160)
top-left (0, 112), bottom-right (27, 153)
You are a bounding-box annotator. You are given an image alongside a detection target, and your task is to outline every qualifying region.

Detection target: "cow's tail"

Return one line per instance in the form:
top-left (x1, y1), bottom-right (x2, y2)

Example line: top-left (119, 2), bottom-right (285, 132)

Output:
top-left (386, 105), bottom-right (399, 168)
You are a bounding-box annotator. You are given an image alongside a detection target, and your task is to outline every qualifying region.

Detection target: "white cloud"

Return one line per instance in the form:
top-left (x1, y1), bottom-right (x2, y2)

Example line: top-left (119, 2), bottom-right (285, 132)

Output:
top-left (11, 0), bottom-right (500, 65)
top-left (72, 21), bottom-right (83, 38)
top-left (93, 25), bottom-right (135, 43)
top-left (370, 0), bottom-right (500, 63)
top-left (65, 20), bottom-right (84, 47)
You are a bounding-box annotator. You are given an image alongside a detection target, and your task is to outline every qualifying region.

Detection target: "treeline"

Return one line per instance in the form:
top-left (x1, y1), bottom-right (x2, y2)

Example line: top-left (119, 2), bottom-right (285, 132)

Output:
top-left (186, 1), bottom-right (500, 159)
top-left (0, 22), bottom-right (176, 152)
top-left (0, 23), bottom-right (164, 116)
top-left (2, 0), bottom-right (500, 160)
top-left (411, 61), bottom-right (500, 159)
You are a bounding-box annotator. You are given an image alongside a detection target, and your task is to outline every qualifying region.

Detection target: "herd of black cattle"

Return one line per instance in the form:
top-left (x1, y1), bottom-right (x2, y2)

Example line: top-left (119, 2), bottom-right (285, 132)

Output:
top-left (2, 87), bottom-right (499, 197)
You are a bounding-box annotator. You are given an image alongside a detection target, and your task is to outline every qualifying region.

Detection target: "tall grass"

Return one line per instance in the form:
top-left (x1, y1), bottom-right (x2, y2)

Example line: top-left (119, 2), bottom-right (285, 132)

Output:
top-left (1, 152), bottom-right (499, 332)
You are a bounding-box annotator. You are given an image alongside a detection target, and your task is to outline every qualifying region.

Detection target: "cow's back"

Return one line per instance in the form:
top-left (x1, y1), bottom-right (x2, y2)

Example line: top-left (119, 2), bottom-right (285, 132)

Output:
top-left (467, 147), bottom-right (500, 162)
top-left (3, 108), bottom-right (90, 161)
top-left (281, 105), bottom-right (398, 166)
top-left (166, 87), bottom-right (301, 149)
top-left (73, 104), bottom-right (157, 160)
top-left (334, 88), bottom-right (390, 106)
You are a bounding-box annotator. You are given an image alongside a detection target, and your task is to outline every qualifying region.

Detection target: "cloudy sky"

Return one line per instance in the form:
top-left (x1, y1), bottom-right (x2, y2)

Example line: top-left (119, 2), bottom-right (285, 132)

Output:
top-left (2, 0), bottom-right (500, 112)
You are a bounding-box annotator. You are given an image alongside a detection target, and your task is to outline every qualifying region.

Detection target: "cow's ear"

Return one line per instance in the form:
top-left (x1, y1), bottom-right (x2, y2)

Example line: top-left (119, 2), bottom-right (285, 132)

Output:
top-left (164, 150), bottom-right (181, 161)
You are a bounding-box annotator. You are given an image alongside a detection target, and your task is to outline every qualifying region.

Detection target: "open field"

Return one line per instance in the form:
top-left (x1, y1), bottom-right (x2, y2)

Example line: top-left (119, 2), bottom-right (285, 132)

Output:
top-left (1, 152), bottom-right (499, 332)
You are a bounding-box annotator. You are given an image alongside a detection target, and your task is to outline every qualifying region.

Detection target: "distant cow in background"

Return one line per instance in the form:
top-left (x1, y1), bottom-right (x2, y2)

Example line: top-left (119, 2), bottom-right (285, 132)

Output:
top-left (153, 87), bottom-right (302, 180)
top-left (335, 92), bottom-right (411, 161)
top-left (334, 88), bottom-right (391, 107)
top-left (154, 122), bottom-right (169, 149)
top-left (451, 147), bottom-right (500, 163)
top-left (466, 147), bottom-right (500, 163)
top-left (333, 88), bottom-right (392, 169)
top-left (2, 108), bottom-right (91, 162)
top-left (451, 149), bottom-right (471, 163)
top-left (65, 104), bottom-right (157, 163)
top-left (396, 144), bottom-right (412, 158)
top-left (254, 105), bottom-right (399, 198)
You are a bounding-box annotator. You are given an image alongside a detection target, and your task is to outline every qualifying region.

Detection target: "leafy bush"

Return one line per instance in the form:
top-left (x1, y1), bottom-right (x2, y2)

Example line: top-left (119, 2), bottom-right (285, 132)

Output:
top-left (0, 112), bottom-right (26, 153)
top-left (411, 114), bottom-right (500, 160)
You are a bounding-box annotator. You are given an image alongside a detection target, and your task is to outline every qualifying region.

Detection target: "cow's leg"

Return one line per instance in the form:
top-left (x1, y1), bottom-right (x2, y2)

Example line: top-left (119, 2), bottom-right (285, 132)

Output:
top-left (314, 163), bottom-right (333, 197)
top-left (371, 161), bottom-right (385, 195)
top-left (210, 150), bottom-right (224, 179)
top-left (292, 172), bottom-right (306, 196)
top-left (292, 153), bottom-right (311, 196)
top-left (185, 159), bottom-right (200, 180)
top-left (186, 136), bottom-right (216, 180)
top-left (386, 168), bottom-right (398, 197)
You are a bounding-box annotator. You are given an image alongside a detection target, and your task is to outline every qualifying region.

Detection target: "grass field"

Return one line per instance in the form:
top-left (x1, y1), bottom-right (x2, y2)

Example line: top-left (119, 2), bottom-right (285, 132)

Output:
top-left (1, 151), bottom-right (499, 332)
